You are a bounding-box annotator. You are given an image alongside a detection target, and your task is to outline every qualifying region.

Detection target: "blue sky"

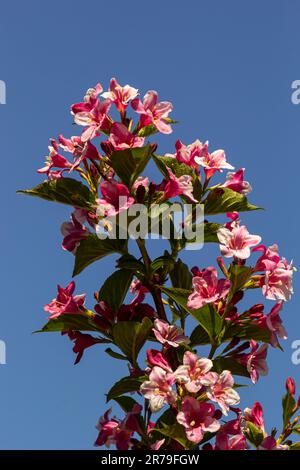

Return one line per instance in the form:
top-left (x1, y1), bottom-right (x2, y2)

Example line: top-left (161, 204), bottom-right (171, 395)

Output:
top-left (0, 0), bottom-right (300, 449)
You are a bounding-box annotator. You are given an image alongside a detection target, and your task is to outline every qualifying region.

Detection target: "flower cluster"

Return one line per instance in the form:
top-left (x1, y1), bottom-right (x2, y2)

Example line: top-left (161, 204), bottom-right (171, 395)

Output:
top-left (21, 78), bottom-right (298, 451)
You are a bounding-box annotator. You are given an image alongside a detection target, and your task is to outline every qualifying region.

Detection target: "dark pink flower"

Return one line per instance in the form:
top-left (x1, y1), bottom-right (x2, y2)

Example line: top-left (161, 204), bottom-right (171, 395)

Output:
top-left (108, 122), bottom-right (145, 150)
top-left (166, 139), bottom-right (208, 169)
top-left (38, 138), bottom-right (72, 178)
top-left (252, 244), bottom-right (281, 272)
top-left (72, 94), bottom-right (111, 141)
top-left (286, 377), bottom-right (296, 396)
top-left (94, 408), bottom-right (119, 448)
top-left (214, 433), bottom-right (248, 450)
top-left (146, 349), bottom-right (173, 373)
top-left (159, 168), bottom-right (197, 202)
top-left (243, 402), bottom-right (265, 432)
top-left (258, 436), bottom-right (289, 450)
top-left (173, 351), bottom-right (215, 393)
top-left (235, 341), bottom-right (269, 384)
top-left (44, 281), bottom-right (86, 319)
top-left (176, 397), bottom-right (220, 444)
top-left (140, 366), bottom-right (177, 412)
top-left (221, 168), bottom-right (252, 194)
top-left (257, 301), bottom-right (287, 348)
top-left (130, 279), bottom-right (149, 304)
top-left (187, 267), bottom-right (231, 310)
top-left (61, 209), bottom-right (90, 253)
top-left (153, 319), bottom-right (190, 348)
top-left (96, 179), bottom-right (135, 217)
top-left (132, 90), bottom-right (173, 134)
top-left (66, 331), bottom-right (104, 364)
top-left (102, 78), bottom-right (139, 113)
top-left (58, 134), bottom-right (100, 170)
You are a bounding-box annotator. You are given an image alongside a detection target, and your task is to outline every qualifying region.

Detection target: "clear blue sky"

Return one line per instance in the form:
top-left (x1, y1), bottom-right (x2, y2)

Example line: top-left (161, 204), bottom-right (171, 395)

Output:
top-left (0, 0), bottom-right (299, 449)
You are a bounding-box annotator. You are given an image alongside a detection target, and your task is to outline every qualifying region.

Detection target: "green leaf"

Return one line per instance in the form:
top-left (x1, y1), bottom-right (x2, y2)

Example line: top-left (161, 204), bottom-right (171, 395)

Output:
top-left (151, 255), bottom-right (175, 274)
top-left (17, 178), bottom-right (96, 210)
top-left (113, 395), bottom-right (140, 413)
top-left (116, 254), bottom-right (145, 274)
top-left (245, 422), bottom-right (264, 447)
top-left (136, 125), bottom-right (158, 137)
top-left (290, 441), bottom-right (300, 450)
top-left (282, 392), bottom-right (297, 428)
top-left (292, 425), bottom-right (300, 436)
top-left (190, 325), bottom-right (211, 346)
top-left (204, 223), bottom-right (222, 243)
top-left (73, 235), bottom-right (127, 276)
top-left (98, 269), bottom-right (133, 312)
top-left (170, 259), bottom-right (192, 290)
top-left (35, 313), bottom-right (102, 333)
top-left (204, 187), bottom-right (261, 215)
top-left (106, 376), bottom-right (145, 402)
top-left (153, 423), bottom-right (196, 450)
top-left (213, 357), bottom-right (250, 378)
top-left (160, 287), bottom-right (223, 341)
top-left (228, 264), bottom-right (253, 294)
top-left (105, 348), bottom-right (128, 361)
top-left (224, 323), bottom-right (271, 343)
top-left (108, 145), bottom-right (152, 188)
top-left (112, 318), bottom-right (152, 366)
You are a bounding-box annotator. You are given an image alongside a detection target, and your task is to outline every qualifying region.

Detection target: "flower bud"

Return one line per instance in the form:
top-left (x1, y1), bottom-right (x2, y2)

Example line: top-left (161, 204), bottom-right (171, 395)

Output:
top-left (286, 377), bottom-right (296, 396)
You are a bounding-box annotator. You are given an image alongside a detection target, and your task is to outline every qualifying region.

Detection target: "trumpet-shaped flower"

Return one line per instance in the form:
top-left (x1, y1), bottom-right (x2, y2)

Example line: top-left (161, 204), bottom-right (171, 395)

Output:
top-left (43, 281), bottom-right (86, 319)
top-left (262, 258), bottom-right (295, 301)
top-left (243, 402), bottom-right (265, 432)
top-left (160, 168), bottom-right (198, 202)
top-left (102, 78), bottom-right (139, 113)
top-left (153, 319), bottom-right (190, 348)
top-left (132, 90), bottom-right (173, 134)
top-left (187, 267), bottom-right (231, 310)
top-left (61, 209), bottom-right (90, 253)
top-left (217, 224), bottom-right (261, 259)
top-left (96, 179), bottom-right (135, 217)
top-left (140, 366), bottom-right (177, 412)
top-left (108, 122), bottom-right (145, 150)
top-left (166, 139), bottom-right (209, 169)
top-left (253, 244), bottom-right (281, 272)
top-left (176, 397), bottom-right (220, 444)
top-left (206, 370), bottom-right (240, 415)
top-left (173, 351), bottom-right (215, 393)
top-left (221, 168), bottom-right (252, 194)
top-left (195, 148), bottom-right (234, 179)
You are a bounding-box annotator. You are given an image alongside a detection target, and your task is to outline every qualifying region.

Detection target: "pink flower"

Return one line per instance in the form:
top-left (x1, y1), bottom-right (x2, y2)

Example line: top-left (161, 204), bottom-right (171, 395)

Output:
top-left (235, 341), bottom-right (269, 384)
top-left (217, 224), bottom-right (261, 259)
top-left (94, 409), bottom-right (119, 448)
top-left (146, 349), bottom-right (173, 373)
top-left (286, 377), bottom-right (296, 396)
top-left (108, 122), bottom-right (145, 150)
top-left (214, 433), bottom-right (248, 450)
top-left (71, 83), bottom-right (103, 114)
top-left (187, 267), bottom-right (231, 310)
top-left (61, 209), bottom-right (90, 253)
top-left (253, 244), bottom-right (281, 272)
top-left (140, 366), bottom-right (177, 412)
top-left (132, 90), bottom-right (173, 134)
top-left (258, 436), bottom-right (289, 450)
top-left (132, 175), bottom-right (149, 191)
top-left (243, 402), bottom-right (265, 432)
top-left (153, 319), bottom-right (190, 348)
top-left (102, 78), bottom-right (139, 113)
top-left (166, 139), bottom-right (209, 169)
top-left (176, 397), bottom-right (220, 444)
top-left (194, 148), bottom-right (234, 179)
top-left (66, 331), bottom-right (103, 364)
top-left (43, 281), bottom-right (86, 319)
top-left (206, 370), bottom-right (240, 415)
top-left (258, 301), bottom-right (287, 348)
top-left (130, 279), bottom-right (149, 304)
top-left (262, 258), bottom-right (295, 301)
top-left (173, 351), bottom-right (215, 393)
top-left (72, 96), bottom-right (111, 142)
top-left (221, 168), bottom-right (252, 194)
top-left (159, 168), bottom-right (197, 202)
top-left (38, 138), bottom-right (72, 178)
top-left (58, 135), bottom-right (100, 170)
top-left (96, 179), bottom-right (135, 217)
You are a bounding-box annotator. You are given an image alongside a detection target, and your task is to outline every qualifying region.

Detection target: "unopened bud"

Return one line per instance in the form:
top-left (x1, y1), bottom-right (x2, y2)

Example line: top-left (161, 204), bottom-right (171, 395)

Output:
top-left (286, 377), bottom-right (296, 396)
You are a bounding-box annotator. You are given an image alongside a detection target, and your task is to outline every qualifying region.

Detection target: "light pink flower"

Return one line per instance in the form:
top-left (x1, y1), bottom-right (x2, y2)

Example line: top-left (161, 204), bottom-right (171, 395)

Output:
top-left (159, 168), bottom-right (197, 202)
top-left (235, 341), bottom-right (269, 384)
top-left (140, 366), bottom-right (177, 412)
top-left (214, 433), bottom-right (248, 450)
top-left (96, 179), bottom-right (135, 217)
top-left (165, 139), bottom-right (209, 169)
top-left (187, 267), bottom-right (231, 310)
top-left (252, 244), bottom-right (281, 272)
top-left (132, 90), bottom-right (173, 134)
top-left (173, 351), bottom-right (214, 393)
top-left (244, 402), bottom-right (265, 432)
top-left (61, 209), bottom-right (90, 253)
top-left (206, 370), bottom-right (240, 415)
top-left (217, 224), bottom-right (261, 259)
top-left (258, 301), bottom-right (287, 348)
top-left (195, 148), bottom-right (234, 179)
top-left (176, 397), bottom-right (220, 444)
top-left (258, 436), bottom-right (289, 450)
top-left (262, 258), bottom-right (295, 301)
top-left (108, 122), bottom-right (145, 150)
top-left (221, 168), bottom-right (252, 194)
top-left (153, 319), bottom-right (190, 348)
top-left (43, 281), bottom-right (86, 319)
top-left (102, 78), bottom-right (139, 113)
